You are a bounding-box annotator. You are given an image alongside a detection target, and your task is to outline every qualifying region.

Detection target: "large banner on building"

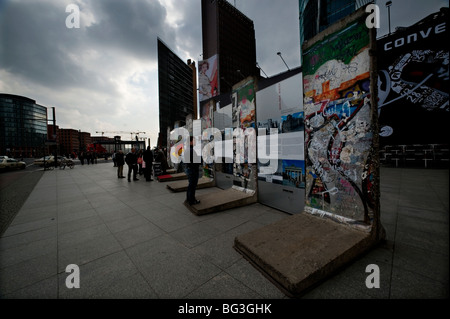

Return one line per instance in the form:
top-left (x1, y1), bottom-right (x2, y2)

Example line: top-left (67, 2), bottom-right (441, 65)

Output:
top-left (232, 77), bottom-right (257, 192)
top-left (198, 54), bottom-right (219, 102)
top-left (302, 13), bottom-right (376, 227)
top-left (377, 10), bottom-right (449, 146)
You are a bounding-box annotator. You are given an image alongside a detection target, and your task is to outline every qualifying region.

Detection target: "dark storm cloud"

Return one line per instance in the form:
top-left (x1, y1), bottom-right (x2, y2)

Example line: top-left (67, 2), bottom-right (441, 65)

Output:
top-left (0, 1), bottom-right (86, 89)
top-left (0, 0), bottom-right (175, 93)
top-left (228, 0), bottom-right (301, 77)
top-left (85, 0), bottom-right (175, 60)
top-left (0, 0), bottom-right (298, 96)
top-left (169, 1), bottom-right (203, 60)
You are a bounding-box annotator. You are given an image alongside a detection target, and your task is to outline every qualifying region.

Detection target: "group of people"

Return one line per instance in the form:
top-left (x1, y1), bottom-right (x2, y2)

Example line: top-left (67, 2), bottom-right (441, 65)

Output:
top-left (112, 147), bottom-right (154, 182)
top-left (78, 151), bottom-right (99, 165)
top-left (111, 140), bottom-right (202, 206)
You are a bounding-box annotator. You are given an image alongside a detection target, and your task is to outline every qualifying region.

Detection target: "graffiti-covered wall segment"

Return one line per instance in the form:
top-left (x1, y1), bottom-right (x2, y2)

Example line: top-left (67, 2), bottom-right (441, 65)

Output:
top-left (232, 78), bottom-right (257, 192)
top-left (302, 15), bottom-right (375, 226)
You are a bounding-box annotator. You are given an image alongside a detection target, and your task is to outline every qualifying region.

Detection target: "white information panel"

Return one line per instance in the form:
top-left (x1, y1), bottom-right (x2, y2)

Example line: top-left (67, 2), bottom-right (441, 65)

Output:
top-left (256, 72), bottom-right (305, 214)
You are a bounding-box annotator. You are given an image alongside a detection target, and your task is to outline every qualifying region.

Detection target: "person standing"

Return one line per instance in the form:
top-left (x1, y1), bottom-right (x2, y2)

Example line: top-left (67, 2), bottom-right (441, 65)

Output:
top-left (79, 152), bottom-right (85, 165)
top-left (116, 150), bottom-right (125, 178)
top-left (137, 149), bottom-right (144, 175)
top-left (143, 146), bottom-right (153, 182)
top-left (112, 151), bottom-right (117, 167)
top-left (126, 148), bottom-right (139, 182)
top-left (185, 136), bottom-right (201, 205)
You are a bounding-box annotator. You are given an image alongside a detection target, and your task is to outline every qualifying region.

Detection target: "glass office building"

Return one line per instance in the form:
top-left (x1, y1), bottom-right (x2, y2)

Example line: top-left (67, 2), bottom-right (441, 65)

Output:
top-left (0, 93), bottom-right (48, 157)
top-left (157, 38), bottom-right (196, 148)
top-left (201, 0), bottom-right (259, 95)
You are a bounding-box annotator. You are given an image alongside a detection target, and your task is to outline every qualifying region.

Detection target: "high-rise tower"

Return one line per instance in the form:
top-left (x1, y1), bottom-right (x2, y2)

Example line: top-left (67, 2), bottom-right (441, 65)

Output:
top-left (157, 38), bottom-right (196, 148)
top-left (201, 0), bottom-right (259, 97)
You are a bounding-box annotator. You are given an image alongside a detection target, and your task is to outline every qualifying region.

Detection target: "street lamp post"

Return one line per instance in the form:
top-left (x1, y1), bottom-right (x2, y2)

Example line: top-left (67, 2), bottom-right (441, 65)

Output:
top-left (237, 69), bottom-right (246, 80)
top-left (256, 62), bottom-right (268, 77)
top-left (386, 1), bottom-right (392, 35)
top-left (221, 76), bottom-right (233, 88)
top-left (51, 107), bottom-right (58, 168)
top-left (277, 52), bottom-right (290, 71)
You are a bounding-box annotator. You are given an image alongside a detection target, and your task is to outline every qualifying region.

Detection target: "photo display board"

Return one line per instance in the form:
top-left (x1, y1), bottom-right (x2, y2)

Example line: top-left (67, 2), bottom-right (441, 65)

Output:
top-left (256, 72), bottom-right (305, 214)
top-left (302, 14), bottom-right (376, 226)
top-left (256, 73), bottom-right (305, 189)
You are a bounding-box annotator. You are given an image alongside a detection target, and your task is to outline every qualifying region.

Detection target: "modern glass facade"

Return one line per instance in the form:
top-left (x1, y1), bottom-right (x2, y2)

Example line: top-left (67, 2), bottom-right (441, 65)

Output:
top-left (0, 94), bottom-right (48, 157)
top-left (157, 38), bottom-right (196, 148)
top-left (201, 0), bottom-right (259, 95)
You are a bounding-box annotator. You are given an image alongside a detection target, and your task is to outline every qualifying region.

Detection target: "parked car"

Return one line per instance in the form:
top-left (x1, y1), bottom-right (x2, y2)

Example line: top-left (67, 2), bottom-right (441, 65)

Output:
top-left (0, 156), bottom-right (26, 171)
top-left (33, 155), bottom-right (65, 167)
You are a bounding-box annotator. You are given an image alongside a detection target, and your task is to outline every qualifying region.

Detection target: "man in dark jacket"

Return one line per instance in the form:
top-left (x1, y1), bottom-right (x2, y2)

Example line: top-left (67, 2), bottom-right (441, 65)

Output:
top-left (185, 136), bottom-right (201, 205)
top-left (143, 146), bottom-right (153, 181)
top-left (126, 148), bottom-right (139, 182)
top-left (115, 150), bottom-right (125, 178)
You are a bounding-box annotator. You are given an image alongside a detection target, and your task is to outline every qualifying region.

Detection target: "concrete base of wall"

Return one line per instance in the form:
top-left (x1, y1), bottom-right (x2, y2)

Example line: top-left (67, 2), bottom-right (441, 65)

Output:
top-left (184, 187), bottom-right (257, 216)
top-left (166, 177), bottom-right (215, 192)
top-left (156, 172), bottom-right (188, 182)
top-left (234, 213), bottom-right (383, 298)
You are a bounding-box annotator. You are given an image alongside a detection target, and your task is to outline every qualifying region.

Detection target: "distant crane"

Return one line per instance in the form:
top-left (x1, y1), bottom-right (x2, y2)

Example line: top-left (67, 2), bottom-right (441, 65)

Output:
top-left (95, 131), bottom-right (146, 140)
top-left (95, 131), bottom-right (147, 152)
top-left (95, 131), bottom-right (123, 137)
top-left (133, 131), bottom-right (146, 141)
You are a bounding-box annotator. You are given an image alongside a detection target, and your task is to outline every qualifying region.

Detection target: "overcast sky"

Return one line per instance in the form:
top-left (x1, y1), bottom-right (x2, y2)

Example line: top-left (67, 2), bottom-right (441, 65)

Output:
top-left (0, 0), bottom-right (448, 146)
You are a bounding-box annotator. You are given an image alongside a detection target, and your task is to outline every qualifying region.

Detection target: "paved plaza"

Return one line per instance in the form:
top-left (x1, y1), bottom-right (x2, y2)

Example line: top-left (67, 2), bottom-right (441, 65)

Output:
top-left (0, 163), bottom-right (448, 299)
